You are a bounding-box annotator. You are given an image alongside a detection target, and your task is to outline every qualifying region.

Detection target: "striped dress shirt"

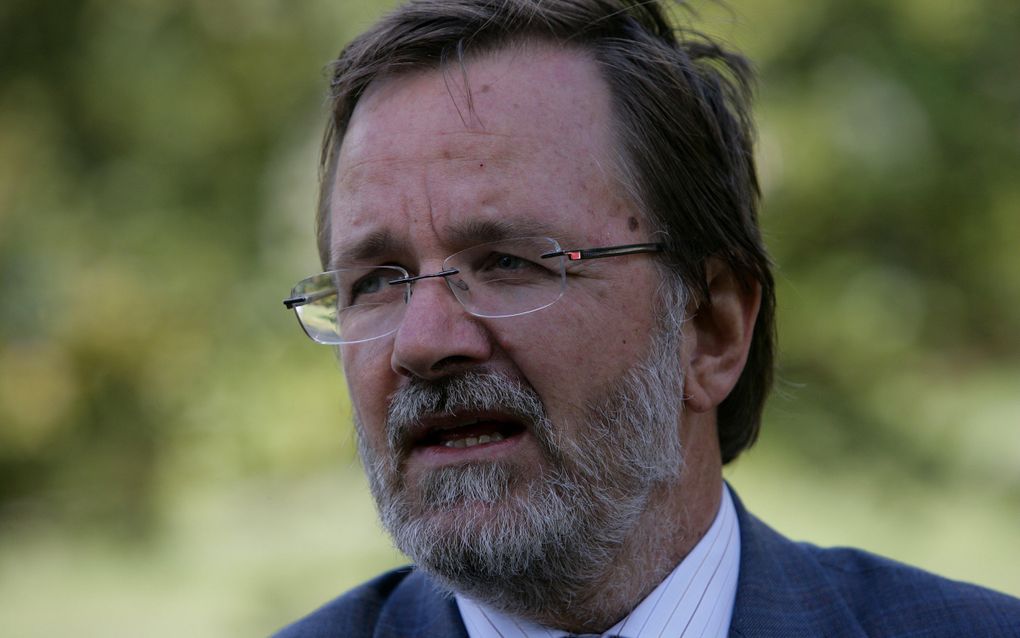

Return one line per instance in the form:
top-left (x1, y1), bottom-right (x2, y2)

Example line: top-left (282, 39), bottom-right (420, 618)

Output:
top-left (456, 485), bottom-right (740, 638)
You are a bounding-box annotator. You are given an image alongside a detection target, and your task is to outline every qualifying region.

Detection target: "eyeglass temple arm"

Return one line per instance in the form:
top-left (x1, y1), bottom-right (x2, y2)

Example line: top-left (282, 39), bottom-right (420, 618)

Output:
top-left (541, 242), bottom-right (664, 261)
top-left (282, 289), bottom-right (335, 309)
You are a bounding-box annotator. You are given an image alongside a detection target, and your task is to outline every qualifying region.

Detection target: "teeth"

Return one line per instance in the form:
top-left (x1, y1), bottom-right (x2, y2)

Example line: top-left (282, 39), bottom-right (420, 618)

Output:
top-left (443, 431), bottom-right (505, 449)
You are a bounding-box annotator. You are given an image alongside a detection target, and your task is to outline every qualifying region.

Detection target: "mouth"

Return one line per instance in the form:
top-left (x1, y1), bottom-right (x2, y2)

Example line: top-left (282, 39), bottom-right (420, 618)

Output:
top-left (404, 413), bottom-right (529, 461)
top-left (419, 418), bottom-right (526, 448)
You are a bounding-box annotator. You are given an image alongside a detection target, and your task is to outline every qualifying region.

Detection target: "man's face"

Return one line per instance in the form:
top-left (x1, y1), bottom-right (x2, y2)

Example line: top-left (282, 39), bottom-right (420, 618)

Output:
top-left (328, 44), bottom-right (686, 602)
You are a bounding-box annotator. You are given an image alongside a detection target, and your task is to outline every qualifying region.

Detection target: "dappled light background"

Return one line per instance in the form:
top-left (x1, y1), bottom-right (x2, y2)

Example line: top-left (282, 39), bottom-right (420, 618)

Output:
top-left (1, 0), bottom-right (1018, 635)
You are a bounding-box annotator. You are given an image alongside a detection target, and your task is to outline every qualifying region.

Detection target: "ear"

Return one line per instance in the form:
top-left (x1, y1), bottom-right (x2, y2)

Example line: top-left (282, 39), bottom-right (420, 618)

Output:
top-left (683, 258), bottom-right (761, 413)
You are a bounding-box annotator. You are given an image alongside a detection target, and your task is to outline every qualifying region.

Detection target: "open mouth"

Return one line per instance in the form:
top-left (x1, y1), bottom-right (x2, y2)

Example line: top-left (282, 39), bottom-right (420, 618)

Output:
top-left (413, 417), bottom-right (527, 451)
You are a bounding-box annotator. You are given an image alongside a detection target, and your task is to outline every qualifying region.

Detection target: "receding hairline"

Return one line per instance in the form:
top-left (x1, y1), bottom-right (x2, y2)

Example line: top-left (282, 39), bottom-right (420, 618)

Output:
top-left (320, 36), bottom-right (656, 265)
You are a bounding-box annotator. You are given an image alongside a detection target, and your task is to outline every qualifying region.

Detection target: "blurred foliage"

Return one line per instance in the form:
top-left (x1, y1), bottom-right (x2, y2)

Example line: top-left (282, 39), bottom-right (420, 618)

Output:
top-left (1, 0), bottom-right (1018, 634)
top-left (725, 0), bottom-right (1020, 489)
top-left (0, 0), bottom-right (368, 536)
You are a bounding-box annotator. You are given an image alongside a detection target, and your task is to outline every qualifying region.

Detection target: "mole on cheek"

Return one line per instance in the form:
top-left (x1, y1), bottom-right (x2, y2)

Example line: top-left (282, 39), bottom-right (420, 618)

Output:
top-left (628, 216), bottom-right (640, 232)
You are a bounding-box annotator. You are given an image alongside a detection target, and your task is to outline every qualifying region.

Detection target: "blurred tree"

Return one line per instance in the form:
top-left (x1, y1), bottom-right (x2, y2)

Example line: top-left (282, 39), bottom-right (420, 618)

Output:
top-left (0, 0), bottom-right (379, 535)
top-left (741, 0), bottom-right (1020, 487)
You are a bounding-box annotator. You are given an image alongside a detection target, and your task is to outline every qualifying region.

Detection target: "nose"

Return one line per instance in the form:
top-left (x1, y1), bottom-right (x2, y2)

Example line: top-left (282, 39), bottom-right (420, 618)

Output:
top-left (390, 274), bottom-right (493, 380)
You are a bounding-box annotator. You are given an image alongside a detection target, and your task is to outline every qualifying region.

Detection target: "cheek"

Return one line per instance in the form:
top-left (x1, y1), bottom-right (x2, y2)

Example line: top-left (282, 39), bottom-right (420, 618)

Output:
top-left (341, 345), bottom-right (394, 446)
top-left (496, 292), bottom-right (656, 418)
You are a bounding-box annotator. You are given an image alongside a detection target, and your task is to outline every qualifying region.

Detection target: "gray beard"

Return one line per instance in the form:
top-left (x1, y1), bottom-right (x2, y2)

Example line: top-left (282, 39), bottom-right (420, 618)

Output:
top-left (355, 322), bottom-right (686, 619)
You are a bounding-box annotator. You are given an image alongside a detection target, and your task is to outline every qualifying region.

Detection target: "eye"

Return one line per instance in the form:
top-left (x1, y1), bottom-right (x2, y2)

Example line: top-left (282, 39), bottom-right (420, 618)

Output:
top-left (469, 250), bottom-right (556, 288)
top-left (349, 270), bottom-right (395, 302)
top-left (480, 252), bottom-right (533, 272)
top-left (449, 238), bottom-right (561, 289)
top-left (495, 253), bottom-right (525, 270)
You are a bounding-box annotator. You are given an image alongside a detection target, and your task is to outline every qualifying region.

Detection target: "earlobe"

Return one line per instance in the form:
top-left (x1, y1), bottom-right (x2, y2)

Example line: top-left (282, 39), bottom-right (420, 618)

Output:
top-left (683, 258), bottom-right (761, 414)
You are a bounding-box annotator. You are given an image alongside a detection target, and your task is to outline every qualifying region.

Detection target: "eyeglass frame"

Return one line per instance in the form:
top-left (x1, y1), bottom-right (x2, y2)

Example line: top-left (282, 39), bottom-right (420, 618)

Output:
top-left (282, 240), bottom-right (665, 343)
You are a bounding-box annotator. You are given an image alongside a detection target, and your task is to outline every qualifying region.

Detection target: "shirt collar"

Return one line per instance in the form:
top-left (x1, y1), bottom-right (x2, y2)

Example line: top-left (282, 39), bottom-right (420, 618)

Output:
top-left (456, 484), bottom-right (741, 638)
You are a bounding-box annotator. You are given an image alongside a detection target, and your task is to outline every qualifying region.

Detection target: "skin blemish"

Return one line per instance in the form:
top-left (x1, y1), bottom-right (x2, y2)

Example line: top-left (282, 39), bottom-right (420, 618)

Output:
top-left (479, 163), bottom-right (485, 168)
top-left (480, 84), bottom-right (491, 93)
top-left (628, 216), bottom-right (640, 232)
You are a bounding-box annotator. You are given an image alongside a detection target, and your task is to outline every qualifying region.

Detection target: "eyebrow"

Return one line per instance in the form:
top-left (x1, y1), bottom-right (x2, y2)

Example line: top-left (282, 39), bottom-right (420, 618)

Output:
top-left (329, 230), bottom-right (405, 270)
top-left (328, 216), bottom-right (564, 270)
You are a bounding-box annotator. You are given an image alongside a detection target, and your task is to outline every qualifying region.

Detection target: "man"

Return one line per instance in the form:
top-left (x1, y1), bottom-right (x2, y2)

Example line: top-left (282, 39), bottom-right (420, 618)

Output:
top-left (275, 0), bottom-right (1020, 635)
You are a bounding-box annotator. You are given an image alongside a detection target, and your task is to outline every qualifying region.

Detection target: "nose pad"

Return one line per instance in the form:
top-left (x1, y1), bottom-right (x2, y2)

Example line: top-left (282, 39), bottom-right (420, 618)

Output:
top-left (447, 276), bottom-right (470, 292)
top-left (442, 273), bottom-right (474, 313)
top-left (401, 279), bottom-right (453, 320)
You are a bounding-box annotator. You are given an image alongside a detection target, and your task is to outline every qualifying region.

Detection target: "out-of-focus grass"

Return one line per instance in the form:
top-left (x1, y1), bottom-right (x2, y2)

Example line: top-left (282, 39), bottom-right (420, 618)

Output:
top-left (0, 465), bottom-right (403, 638)
top-left (2, 456), bottom-right (1016, 637)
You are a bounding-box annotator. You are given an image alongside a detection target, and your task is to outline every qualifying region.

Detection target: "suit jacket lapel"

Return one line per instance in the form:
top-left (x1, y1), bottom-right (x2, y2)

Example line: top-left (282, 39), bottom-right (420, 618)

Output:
top-left (727, 490), bottom-right (867, 638)
top-left (374, 569), bottom-right (469, 638)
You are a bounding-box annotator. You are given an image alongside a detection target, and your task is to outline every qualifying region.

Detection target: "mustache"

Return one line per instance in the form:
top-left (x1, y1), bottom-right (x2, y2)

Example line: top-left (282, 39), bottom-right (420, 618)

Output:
top-left (385, 370), bottom-right (548, 454)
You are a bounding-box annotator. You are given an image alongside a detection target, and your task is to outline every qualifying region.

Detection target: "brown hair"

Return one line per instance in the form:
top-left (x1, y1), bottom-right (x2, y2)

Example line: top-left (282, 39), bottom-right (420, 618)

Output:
top-left (317, 0), bottom-right (775, 464)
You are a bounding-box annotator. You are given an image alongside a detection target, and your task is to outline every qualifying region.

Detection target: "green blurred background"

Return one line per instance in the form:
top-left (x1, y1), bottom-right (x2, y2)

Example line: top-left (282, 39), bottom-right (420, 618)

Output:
top-left (1, 0), bottom-right (1018, 635)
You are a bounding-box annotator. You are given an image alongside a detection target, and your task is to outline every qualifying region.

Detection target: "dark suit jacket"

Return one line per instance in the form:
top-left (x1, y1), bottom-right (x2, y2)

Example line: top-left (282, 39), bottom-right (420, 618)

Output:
top-left (273, 491), bottom-right (1020, 637)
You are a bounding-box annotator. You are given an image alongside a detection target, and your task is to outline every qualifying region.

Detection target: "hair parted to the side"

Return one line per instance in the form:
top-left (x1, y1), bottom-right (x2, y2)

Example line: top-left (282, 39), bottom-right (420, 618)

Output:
top-left (316, 0), bottom-right (776, 465)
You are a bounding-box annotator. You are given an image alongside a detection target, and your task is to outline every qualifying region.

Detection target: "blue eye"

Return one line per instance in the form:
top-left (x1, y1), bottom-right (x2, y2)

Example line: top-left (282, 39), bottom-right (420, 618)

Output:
top-left (350, 271), bottom-right (391, 301)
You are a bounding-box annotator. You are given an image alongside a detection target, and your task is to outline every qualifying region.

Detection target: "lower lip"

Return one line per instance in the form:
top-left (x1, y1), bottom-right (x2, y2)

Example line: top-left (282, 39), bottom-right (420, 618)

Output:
top-left (407, 431), bottom-right (528, 467)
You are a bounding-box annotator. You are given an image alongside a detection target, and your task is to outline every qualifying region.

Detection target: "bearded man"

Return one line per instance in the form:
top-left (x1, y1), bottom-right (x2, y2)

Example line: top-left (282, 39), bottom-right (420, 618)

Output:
top-left (275, 1), bottom-right (1020, 636)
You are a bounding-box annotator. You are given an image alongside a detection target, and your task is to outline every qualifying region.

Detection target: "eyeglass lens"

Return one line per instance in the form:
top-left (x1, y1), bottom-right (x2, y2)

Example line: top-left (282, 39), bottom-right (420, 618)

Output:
top-left (290, 237), bottom-right (566, 345)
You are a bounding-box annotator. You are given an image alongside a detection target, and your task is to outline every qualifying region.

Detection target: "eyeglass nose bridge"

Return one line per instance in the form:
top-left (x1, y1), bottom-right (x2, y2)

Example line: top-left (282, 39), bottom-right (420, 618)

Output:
top-left (387, 268), bottom-right (460, 286)
top-left (388, 266), bottom-right (472, 300)
top-left (385, 267), bottom-right (473, 325)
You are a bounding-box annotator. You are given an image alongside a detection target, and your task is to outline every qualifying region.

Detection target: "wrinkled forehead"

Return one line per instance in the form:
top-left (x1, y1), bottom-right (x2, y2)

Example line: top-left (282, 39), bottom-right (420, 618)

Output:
top-left (326, 44), bottom-right (640, 268)
top-left (329, 217), bottom-right (566, 269)
top-left (342, 40), bottom-right (611, 154)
